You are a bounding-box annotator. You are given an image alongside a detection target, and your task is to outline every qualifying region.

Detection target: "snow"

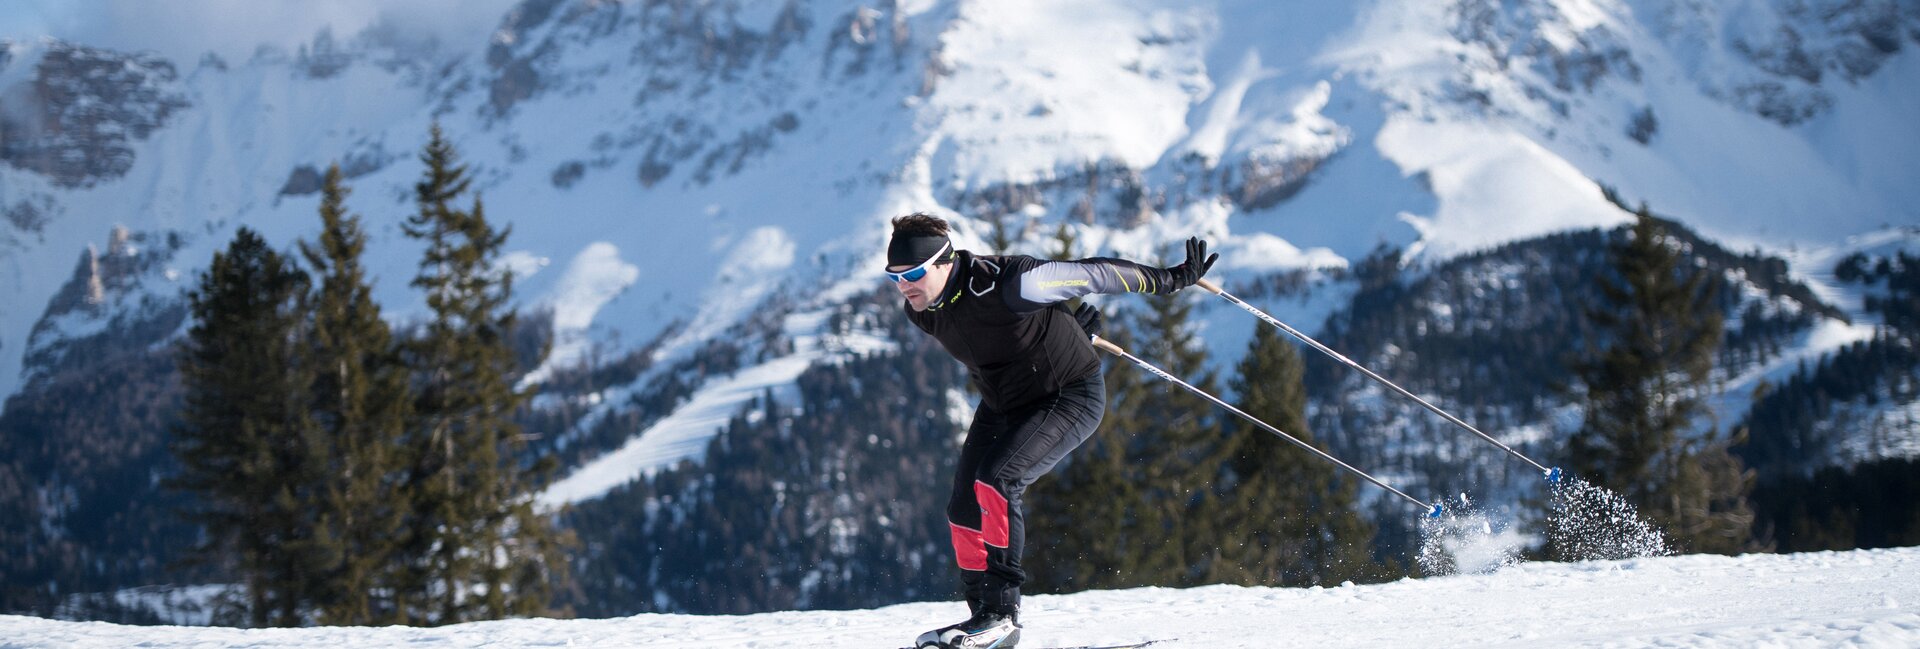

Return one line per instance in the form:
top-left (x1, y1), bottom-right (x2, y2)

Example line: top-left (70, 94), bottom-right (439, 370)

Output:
top-left (1222, 233), bottom-right (1344, 273)
top-left (1834, 398), bottom-right (1920, 465)
top-left (923, 0), bottom-right (1212, 187)
top-left (519, 242), bottom-right (638, 387)
top-left (8, 547), bottom-right (1920, 647)
top-left (1178, 48), bottom-right (1265, 164)
top-left (1700, 226), bottom-right (1920, 433)
top-left (536, 350), bottom-right (812, 508)
top-left (1376, 118), bottom-right (1634, 260)
top-left (538, 302), bottom-right (899, 507)
top-left (650, 227), bottom-right (797, 364)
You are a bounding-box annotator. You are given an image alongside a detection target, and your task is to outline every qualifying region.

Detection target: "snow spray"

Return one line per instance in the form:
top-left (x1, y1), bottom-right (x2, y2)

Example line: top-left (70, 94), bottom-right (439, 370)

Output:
top-left (1417, 493), bottom-right (1529, 575)
top-left (1546, 477), bottom-right (1670, 561)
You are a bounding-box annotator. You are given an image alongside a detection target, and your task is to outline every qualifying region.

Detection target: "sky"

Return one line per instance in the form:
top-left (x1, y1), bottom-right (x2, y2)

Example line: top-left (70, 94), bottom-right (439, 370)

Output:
top-left (0, 0), bottom-right (524, 63)
top-left (4, 546), bottom-right (1917, 647)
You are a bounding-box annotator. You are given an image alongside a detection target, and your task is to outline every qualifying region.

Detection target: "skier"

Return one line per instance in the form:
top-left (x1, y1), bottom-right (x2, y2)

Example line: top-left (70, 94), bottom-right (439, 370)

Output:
top-left (886, 212), bottom-right (1216, 649)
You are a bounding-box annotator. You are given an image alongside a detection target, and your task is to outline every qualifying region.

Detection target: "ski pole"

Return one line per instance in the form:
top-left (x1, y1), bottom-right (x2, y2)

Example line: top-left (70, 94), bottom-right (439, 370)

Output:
top-left (1091, 336), bottom-right (1444, 518)
top-left (1192, 278), bottom-right (1563, 484)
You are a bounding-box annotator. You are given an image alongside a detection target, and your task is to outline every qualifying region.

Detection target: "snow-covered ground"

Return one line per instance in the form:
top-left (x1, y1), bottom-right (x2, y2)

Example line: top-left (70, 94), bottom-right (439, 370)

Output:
top-left (6, 547), bottom-right (1917, 648)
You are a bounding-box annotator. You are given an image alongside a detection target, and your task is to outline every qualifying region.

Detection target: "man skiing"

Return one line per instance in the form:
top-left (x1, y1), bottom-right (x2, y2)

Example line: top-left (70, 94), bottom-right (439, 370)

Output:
top-left (886, 213), bottom-right (1216, 649)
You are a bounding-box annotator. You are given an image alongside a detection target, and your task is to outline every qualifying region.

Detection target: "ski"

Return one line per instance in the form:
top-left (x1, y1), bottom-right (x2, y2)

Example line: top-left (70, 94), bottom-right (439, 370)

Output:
top-left (904, 639), bottom-right (1169, 649)
top-left (1035, 640), bottom-right (1170, 649)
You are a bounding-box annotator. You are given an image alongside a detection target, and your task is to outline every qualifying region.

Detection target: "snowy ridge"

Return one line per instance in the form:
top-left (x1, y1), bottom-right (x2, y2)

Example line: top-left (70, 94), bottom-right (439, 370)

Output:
top-left (10, 547), bottom-right (1920, 647)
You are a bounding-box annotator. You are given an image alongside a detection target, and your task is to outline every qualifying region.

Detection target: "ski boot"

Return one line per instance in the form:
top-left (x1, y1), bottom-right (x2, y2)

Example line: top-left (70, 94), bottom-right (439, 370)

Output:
top-left (914, 609), bottom-right (1021, 649)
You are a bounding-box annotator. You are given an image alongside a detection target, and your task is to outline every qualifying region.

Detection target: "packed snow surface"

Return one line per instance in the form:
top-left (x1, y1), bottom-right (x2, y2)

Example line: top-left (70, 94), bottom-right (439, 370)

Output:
top-left (6, 547), bottom-right (1918, 648)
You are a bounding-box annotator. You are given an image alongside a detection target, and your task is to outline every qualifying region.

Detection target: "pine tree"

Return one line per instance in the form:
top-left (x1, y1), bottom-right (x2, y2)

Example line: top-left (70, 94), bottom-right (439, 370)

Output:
top-left (1127, 289), bottom-right (1227, 586)
top-left (298, 165), bottom-right (412, 625)
top-left (1566, 209), bottom-right (1760, 555)
top-left (985, 211), bottom-right (1018, 255)
top-left (1658, 427), bottom-right (1763, 554)
top-left (1203, 324), bottom-right (1380, 586)
top-left (173, 227), bottom-right (319, 627)
top-left (1048, 221), bottom-right (1079, 261)
top-left (396, 123), bottom-right (570, 624)
top-left (1035, 268), bottom-right (1232, 591)
top-left (1028, 318), bottom-right (1153, 593)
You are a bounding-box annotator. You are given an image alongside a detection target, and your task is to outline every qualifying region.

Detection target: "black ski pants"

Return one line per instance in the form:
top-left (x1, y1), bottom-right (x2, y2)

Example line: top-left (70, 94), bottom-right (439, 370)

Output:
top-left (946, 370), bottom-right (1105, 616)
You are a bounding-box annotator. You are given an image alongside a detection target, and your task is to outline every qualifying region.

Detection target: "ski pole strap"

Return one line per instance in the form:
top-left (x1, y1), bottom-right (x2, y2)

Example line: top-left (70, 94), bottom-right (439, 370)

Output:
top-left (1191, 278), bottom-right (1556, 478)
top-left (1089, 336), bottom-right (1441, 517)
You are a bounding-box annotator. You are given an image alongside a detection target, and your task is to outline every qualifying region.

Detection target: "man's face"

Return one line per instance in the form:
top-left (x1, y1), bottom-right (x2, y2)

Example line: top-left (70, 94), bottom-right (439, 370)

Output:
top-left (888, 258), bottom-right (952, 311)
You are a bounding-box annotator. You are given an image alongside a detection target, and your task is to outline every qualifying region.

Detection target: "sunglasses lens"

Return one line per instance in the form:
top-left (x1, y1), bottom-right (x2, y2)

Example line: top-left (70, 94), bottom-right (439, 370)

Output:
top-left (887, 266), bottom-right (928, 283)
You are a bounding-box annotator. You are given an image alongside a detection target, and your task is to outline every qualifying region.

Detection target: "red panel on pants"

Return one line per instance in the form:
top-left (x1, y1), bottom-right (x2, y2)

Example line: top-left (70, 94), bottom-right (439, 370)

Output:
top-left (949, 523), bottom-right (987, 571)
top-left (974, 480), bottom-right (1011, 548)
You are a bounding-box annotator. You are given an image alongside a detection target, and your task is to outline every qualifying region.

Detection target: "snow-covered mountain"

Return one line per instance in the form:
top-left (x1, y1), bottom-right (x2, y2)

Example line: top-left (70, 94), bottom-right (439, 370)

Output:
top-left (8, 546), bottom-right (1920, 647)
top-left (1, 0), bottom-right (1911, 382)
top-left (5, 0), bottom-right (1913, 484)
top-left (3, 0), bottom-right (1918, 619)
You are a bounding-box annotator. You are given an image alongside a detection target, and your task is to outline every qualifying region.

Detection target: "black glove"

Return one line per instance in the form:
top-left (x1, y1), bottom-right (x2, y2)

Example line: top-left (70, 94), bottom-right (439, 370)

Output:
top-left (1163, 236), bottom-right (1218, 292)
top-left (1071, 303), bottom-right (1102, 339)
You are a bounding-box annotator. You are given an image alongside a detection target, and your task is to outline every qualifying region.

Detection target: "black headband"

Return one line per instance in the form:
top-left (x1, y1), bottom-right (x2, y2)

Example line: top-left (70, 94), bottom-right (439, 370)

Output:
top-left (888, 233), bottom-right (951, 268)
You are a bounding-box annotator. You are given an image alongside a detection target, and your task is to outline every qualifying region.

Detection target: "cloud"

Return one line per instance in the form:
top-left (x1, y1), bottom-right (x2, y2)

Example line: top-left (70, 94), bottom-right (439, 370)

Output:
top-left (5, 0), bottom-right (525, 64)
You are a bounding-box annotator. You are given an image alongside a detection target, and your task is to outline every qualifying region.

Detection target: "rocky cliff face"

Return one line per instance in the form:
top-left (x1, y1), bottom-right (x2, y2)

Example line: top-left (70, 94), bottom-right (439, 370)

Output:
top-left (0, 42), bottom-right (190, 188)
top-left (1629, 0), bottom-right (1920, 125)
top-left (22, 225), bottom-right (187, 388)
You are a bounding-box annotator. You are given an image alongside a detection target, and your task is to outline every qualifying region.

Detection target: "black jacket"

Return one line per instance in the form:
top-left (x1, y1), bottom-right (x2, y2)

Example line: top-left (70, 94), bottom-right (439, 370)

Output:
top-left (905, 250), bottom-right (1178, 412)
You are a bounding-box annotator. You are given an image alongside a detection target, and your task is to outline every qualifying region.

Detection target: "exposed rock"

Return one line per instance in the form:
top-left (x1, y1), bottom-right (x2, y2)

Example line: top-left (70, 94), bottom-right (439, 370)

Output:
top-left (1233, 153), bottom-right (1329, 212)
top-left (3, 194), bottom-right (55, 234)
top-left (1767, 0), bottom-right (1916, 81)
top-left (338, 140), bottom-right (393, 179)
top-left (22, 226), bottom-right (187, 384)
top-left (490, 52), bottom-right (543, 117)
top-left (1734, 81), bottom-right (1833, 126)
top-left (296, 28), bottom-right (353, 79)
top-left (279, 165), bottom-right (325, 196)
top-left (1733, 26), bottom-right (1825, 84)
top-left (825, 2), bottom-right (913, 78)
top-left (1627, 106), bottom-right (1659, 145)
top-left (1450, 0), bottom-right (1641, 95)
top-left (1652, 0), bottom-right (1918, 125)
top-left (501, 0), bottom-right (569, 39)
top-left (943, 159), bottom-right (1179, 237)
top-left (0, 42), bottom-right (191, 188)
top-left (637, 153), bottom-right (673, 188)
top-left (553, 160), bottom-right (586, 188)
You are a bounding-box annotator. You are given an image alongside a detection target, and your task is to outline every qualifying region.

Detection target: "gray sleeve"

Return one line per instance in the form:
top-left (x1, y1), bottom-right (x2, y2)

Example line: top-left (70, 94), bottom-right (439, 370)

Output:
top-left (1006, 257), bottom-right (1174, 313)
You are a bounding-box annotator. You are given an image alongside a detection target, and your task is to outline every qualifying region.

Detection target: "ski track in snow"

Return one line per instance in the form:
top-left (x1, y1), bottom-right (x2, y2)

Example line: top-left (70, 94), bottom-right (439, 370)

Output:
top-left (6, 548), bottom-right (1918, 648)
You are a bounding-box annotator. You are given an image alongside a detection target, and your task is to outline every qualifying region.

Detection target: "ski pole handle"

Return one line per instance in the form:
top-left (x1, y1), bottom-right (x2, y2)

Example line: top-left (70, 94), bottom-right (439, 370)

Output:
top-left (1091, 336), bottom-right (1124, 356)
top-left (1194, 277), bottom-right (1224, 295)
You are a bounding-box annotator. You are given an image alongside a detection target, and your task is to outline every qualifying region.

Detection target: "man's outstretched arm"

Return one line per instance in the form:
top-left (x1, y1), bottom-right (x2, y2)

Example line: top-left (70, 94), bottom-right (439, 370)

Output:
top-left (1004, 237), bottom-right (1217, 312)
